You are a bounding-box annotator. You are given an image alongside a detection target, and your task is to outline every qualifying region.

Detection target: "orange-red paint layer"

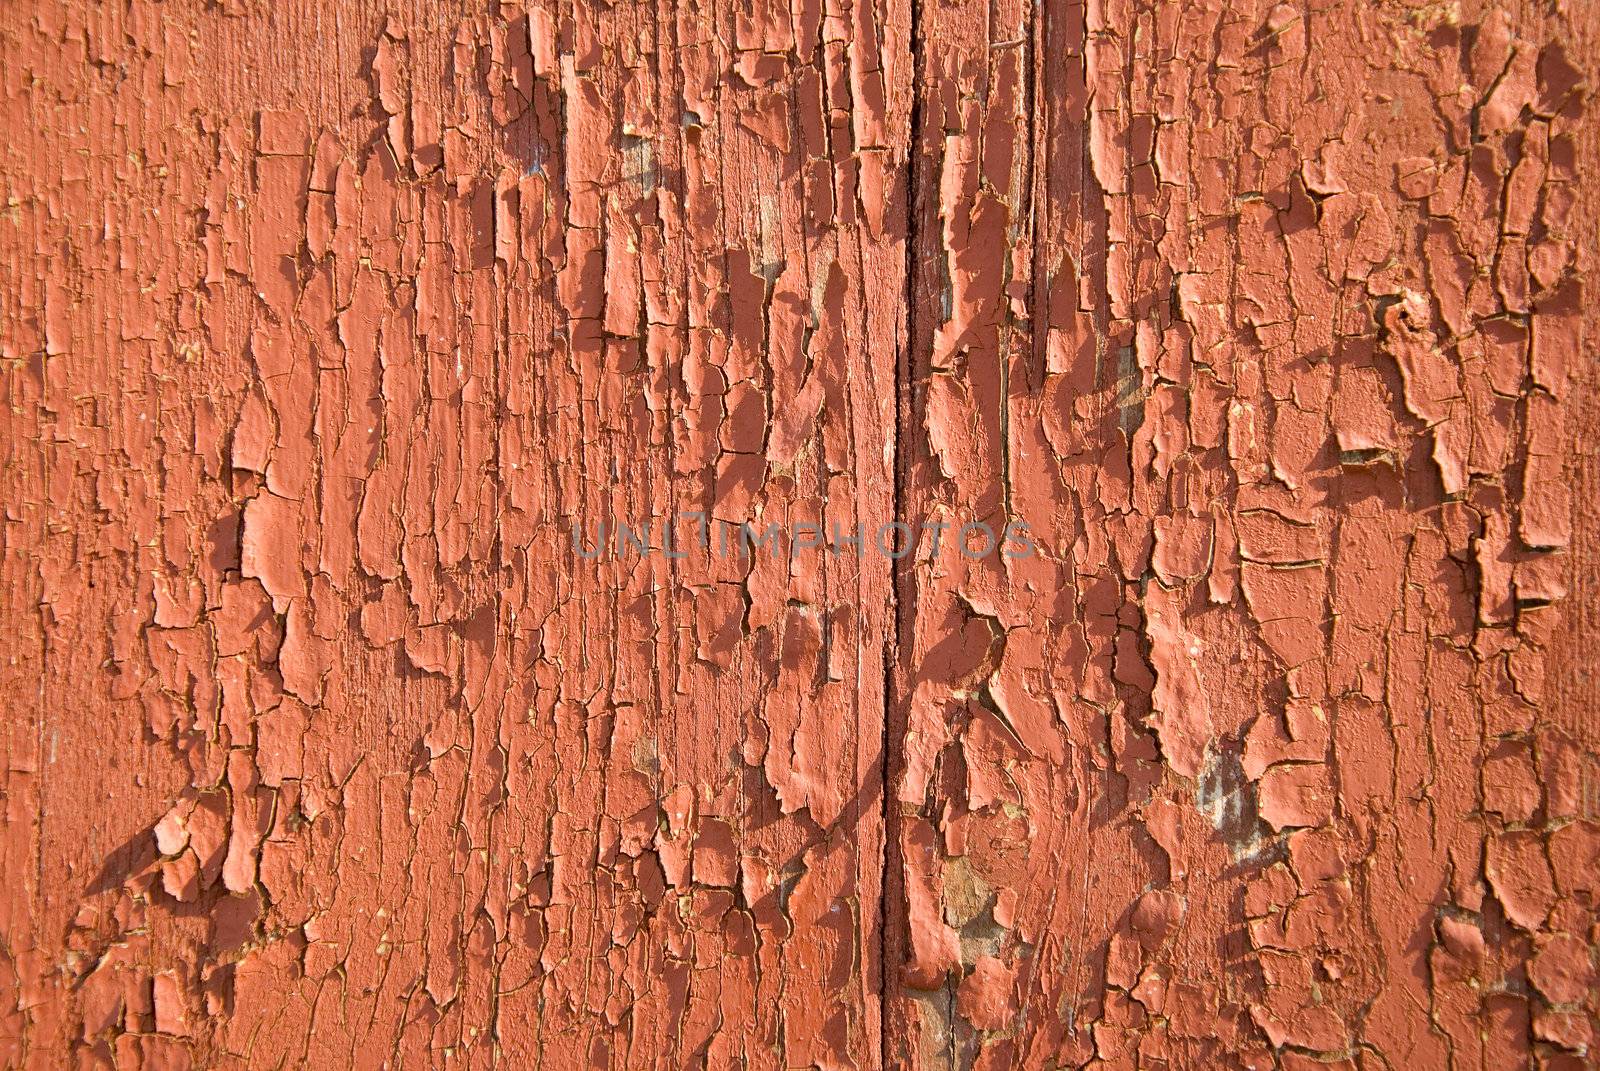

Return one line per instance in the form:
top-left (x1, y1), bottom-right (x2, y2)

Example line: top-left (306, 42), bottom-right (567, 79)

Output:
top-left (1, 1), bottom-right (1597, 1069)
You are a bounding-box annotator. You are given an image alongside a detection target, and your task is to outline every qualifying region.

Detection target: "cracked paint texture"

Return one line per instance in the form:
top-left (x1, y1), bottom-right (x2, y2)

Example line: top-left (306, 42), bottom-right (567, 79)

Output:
top-left (889, 2), bottom-right (1600, 1068)
top-left (0, 0), bottom-right (1597, 1069)
top-left (2, 0), bottom-right (905, 1066)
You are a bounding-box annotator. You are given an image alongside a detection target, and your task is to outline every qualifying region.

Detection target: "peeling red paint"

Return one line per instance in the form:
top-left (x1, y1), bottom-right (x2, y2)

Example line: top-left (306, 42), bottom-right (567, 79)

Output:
top-left (888, 1), bottom-right (1600, 1067)
top-left (2, 0), bottom-right (1598, 1068)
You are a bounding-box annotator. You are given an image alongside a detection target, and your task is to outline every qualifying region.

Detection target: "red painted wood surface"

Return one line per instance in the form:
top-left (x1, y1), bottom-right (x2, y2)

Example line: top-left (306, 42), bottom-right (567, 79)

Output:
top-left (2, 1), bottom-right (1597, 1067)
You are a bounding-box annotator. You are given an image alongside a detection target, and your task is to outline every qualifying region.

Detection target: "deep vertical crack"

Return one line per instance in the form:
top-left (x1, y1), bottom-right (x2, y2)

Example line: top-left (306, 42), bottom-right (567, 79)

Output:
top-left (882, 0), bottom-right (924, 1061)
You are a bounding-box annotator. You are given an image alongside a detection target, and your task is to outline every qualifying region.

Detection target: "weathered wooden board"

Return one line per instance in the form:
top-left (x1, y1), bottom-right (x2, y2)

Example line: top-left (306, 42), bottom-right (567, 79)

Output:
top-left (2, 1), bottom-right (1597, 1068)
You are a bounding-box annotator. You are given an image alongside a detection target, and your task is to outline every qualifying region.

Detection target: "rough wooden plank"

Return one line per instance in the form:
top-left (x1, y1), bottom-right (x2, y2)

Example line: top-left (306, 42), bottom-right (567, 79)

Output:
top-left (889, 1), bottom-right (1600, 1067)
top-left (4, 0), bottom-right (1600, 1068)
top-left (0, 1), bottom-right (907, 1065)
